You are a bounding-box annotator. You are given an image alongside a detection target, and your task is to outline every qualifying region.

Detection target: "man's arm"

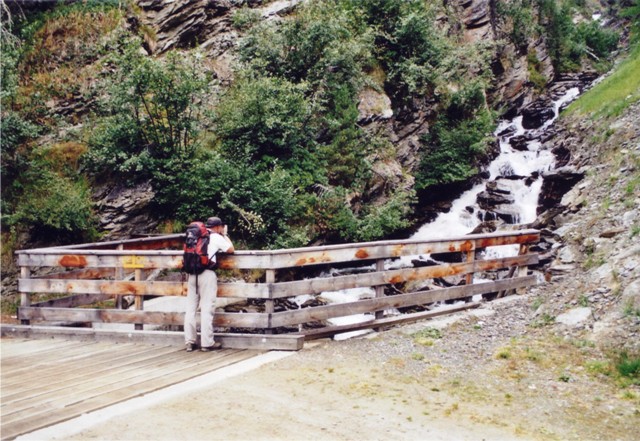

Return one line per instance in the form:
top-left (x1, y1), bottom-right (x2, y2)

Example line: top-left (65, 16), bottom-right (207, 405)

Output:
top-left (223, 236), bottom-right (234, 254)
top-left (222, 225), bottom-right (234, 253)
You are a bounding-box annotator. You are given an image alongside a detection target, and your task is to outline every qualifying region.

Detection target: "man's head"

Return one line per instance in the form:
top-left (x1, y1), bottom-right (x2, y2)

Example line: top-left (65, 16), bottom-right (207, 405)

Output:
top-left (205, 216), bottom-right (225, 232)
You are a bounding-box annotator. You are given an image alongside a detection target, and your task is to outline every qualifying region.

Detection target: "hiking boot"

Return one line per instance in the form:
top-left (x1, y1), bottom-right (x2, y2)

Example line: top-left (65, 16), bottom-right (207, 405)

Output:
top-left (186, 343), bottom-right (196, 352)
top-left (200, 342), bottom-right (222, 352)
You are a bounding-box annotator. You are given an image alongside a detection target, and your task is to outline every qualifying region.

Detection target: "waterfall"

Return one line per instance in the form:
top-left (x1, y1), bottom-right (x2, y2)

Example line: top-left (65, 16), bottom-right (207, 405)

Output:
top-left (411, 87), bottom-right (581, 243)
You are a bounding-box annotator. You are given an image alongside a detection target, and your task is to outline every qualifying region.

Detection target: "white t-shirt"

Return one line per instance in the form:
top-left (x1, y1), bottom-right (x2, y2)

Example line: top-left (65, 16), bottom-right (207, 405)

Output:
top-left (208, 233), bottom-right (232, 264)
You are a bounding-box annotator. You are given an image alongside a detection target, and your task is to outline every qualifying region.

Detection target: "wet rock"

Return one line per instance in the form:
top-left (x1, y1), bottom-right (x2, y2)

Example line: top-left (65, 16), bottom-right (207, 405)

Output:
top-left (521, 97), bottom-right (555, 129)
top-left (509, 134), bottom-right (533, 151)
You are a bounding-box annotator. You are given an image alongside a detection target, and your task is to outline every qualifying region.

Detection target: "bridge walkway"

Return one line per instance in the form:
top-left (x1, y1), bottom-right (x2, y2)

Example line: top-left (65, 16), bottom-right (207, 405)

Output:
top-left (0, 337), bottom-right (262, 441)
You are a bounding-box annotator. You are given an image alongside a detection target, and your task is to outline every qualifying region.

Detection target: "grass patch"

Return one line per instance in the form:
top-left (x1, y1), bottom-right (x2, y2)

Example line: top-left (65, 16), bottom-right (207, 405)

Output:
top-left (412, 327), bottom-right (443, 346)
top-left (565, 43), bottom-right (640, 119)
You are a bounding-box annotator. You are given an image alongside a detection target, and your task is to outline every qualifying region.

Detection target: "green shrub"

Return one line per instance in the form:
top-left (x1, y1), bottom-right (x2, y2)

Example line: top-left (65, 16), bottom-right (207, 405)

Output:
top-left (616, 352), bottom-right (640, 382)
top-left (213, 74), bottom-right (320, 189)
top-left (83, 37), bottom-right (211, 180)
top-left (621, 0), bottom-right (640, 42)
top-left (575, 20), bottom-right (620, 59)
top-left (313, 186), bottom-right (413, 243)
top-left (231, 7), bottom-right (261, 30)
top-left (5, 167), bottom-right (97, 243)
top-left (496, 0), bottom-right (537, 52)
top-left (416, 83), bottom-right (495, 189)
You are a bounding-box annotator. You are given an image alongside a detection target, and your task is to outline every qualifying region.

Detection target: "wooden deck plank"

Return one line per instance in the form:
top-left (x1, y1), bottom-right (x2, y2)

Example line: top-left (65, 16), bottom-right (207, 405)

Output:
top-left (0, 337), bottom-right (263, 441)
top-left (0, 342), bottom-right (153, 385)
top-left (2, 347), bottom-right (196, 412)
top-left (1, 341), bottom-right (137, 379)
top-left (2, 350), bottom-right (259, 440)
top-left (0, 339), bottom-right (89, 364)
top-left (1, 345), bottom-right (177, 399)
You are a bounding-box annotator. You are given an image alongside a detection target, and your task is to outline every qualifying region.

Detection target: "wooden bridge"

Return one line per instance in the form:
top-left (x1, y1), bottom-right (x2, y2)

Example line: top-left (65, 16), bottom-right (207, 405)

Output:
top-left (5, 229), bottom-right (540, 348)
top-left (2, 229), bottom-right (540, 439)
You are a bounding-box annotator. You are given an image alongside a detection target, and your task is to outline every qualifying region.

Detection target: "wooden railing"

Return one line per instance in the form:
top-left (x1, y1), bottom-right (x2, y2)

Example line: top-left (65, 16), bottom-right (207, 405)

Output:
top-left (14, 229), bottom-right (540, 350)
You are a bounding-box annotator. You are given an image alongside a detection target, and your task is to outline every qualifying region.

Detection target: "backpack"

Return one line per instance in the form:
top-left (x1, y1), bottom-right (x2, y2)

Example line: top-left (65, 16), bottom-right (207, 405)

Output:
top-left (182, 222), bottom-right (216, 275)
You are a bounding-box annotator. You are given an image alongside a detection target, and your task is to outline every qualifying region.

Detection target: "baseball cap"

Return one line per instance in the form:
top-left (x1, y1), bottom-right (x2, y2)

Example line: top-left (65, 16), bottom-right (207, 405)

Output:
top-left (205, 216), bottom-right (223, 228)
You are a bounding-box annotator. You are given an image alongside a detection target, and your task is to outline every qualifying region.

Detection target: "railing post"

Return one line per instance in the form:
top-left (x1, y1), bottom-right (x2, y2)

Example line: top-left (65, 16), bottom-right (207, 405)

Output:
top-left (115, 244), bottom-right (125, 309)
top-left (265, 269), bottom-right (275, 334)
top-left (464, 248), bottom-right (476, 302)
top-left (134, 268), bottom-right (144, 330)
top-left (516, 244), bottom-right (530, 295)
top-left (375, 259), bottom-right (385, 319)
top-left (20, 266), bottom-right (31, 325)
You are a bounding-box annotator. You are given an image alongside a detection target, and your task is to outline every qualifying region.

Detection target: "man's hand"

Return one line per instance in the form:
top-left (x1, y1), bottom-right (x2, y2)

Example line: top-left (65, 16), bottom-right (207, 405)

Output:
top-left (223, 225), bottom-right (228, 236)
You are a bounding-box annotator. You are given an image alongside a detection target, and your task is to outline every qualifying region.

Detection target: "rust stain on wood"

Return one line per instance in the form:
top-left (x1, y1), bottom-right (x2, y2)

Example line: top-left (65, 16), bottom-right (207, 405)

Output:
top-left (391, 245), bottom-right (404, 257)
top-left (122, 283), bottom-right (139, 294)
top-left (460, 241), bottom-right (473, 252)
top-left (389, 276), bottom-right (404, 284)
top-left (59, 255), bottom-right (88, 268)
top-left (355, 249), bottom-right (369, 259)
top-left (295, 258), bottom-right (308, 266)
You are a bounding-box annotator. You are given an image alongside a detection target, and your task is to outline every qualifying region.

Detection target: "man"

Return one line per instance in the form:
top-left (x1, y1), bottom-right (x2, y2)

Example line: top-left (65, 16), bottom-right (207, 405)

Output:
top-left (184, 216), bottom-right (234, 352)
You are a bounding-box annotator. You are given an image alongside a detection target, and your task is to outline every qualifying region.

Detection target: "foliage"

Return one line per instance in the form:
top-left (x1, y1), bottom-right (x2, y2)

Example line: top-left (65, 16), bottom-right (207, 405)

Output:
top-left (83, 36), bottom-right (211, 179)
top-left (313, 186), bottom-right (413, 243)
top-left (4, 164), bottom-right (97, 244)
top-left (416, 82), bottom-right (495, 189)
top-left (621, 0), bottom-right (640, 42)
top-left (153, 152), bottom-right (308, 248)
top-left (384, 7), bottom-right (448, 99)
top-left (10, 1), bottom-right (123, 127)
top-left (231, 7), bottom-right (261, 30)
top-left (537, 0), bottom-right (620, 72)
top-left (496, 0), bottom-right (537, 53)
top-left (212, 74), bottom-right (320, 188)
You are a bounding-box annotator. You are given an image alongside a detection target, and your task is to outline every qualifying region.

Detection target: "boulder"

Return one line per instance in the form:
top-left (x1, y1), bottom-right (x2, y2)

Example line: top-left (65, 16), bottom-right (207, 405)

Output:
top-left (521, 97), bottom-right (555, 129)
top-left (538, 166), bottom-right (585, 213)
top-left (358, 87), bottom-right (393, 124)
top-left (93, 181), bottom-right (159, 239)
top-left (556, 307), bottom-right (592, 327)
top-left (509, 134), bottom-right (533, 151)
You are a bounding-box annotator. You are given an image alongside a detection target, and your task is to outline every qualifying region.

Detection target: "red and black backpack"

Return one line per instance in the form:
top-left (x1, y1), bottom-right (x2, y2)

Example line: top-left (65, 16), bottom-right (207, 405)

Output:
top-left (182, 222), bottom-right (216, 275)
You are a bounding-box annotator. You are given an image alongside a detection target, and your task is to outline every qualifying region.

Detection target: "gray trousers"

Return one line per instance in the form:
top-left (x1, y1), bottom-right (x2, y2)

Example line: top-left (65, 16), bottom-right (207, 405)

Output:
top-left (184, 270), bottom-right (217, 347)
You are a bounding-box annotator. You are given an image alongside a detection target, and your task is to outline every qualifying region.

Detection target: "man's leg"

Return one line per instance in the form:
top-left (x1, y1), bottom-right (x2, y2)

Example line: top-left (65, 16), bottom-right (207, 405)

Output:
top-left (184, 274), bottom-right (199, 349)
top-left (199, 270), bottom-right (218, 349)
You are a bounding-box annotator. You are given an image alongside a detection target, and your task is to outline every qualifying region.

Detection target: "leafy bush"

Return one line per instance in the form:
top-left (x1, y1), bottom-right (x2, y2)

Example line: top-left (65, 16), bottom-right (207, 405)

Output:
top-left (497, 0), bottom-right (537, 53)
top-left (575, 20), bottom-right (620, 59)
top-left (5, 167), bottom-right (97, 243)
top-left (313, 186), bottom-right (413, 243)
top-left (213, 74), bottom-right (320, 189)
top-left (416, 82), bottom-right (495, 189)
top-left (385, 8), bottom-right (447, 98)
top-left (83, 37), bottom-right (211, 179)
top-left (622, 0), bottom-right (640, 41)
